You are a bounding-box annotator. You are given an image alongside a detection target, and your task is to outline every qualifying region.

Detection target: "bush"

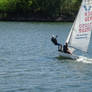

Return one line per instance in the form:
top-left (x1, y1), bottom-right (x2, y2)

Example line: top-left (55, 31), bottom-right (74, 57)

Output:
top-left (0, 0), bottom-right (81, 20)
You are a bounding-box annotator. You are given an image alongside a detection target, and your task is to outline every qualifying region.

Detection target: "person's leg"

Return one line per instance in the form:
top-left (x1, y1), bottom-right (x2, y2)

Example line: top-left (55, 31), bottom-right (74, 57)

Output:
top-left (67, 50), bottom-right (72, 55)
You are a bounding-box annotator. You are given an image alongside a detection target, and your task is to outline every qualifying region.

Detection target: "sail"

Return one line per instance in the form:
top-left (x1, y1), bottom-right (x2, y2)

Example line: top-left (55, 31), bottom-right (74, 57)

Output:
top-left (66, 17), bottom-right (76, 44)
top-left (66, 0), bottom-right (92, 52)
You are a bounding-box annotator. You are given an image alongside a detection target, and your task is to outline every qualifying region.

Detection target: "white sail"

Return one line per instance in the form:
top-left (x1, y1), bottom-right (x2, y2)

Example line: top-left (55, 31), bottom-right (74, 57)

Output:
top-left (66, 17), bottom-right (76, 44)
top-left (66, 0), bottom-right (92, 52)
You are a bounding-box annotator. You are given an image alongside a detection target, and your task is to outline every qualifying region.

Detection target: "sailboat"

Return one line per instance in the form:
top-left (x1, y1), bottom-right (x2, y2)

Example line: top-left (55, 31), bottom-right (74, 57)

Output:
top-left (59, 0), bottom-right (92, 59)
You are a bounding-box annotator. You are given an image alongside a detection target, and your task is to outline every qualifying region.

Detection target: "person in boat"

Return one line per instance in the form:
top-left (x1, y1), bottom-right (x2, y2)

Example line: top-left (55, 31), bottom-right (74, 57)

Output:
top-left (63, 42), bottom-right (72, 54)
top-left (58, 44), bottom-right (62, 52)
top-left (51, 35), bottom-right (62, 52)
top-left (51, 35), bottom-right (58, 45)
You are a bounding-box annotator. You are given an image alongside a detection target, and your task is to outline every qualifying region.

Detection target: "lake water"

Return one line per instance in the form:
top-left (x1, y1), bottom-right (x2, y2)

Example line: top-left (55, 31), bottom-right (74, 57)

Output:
top-left (0, 22), bottom-right (92, 92)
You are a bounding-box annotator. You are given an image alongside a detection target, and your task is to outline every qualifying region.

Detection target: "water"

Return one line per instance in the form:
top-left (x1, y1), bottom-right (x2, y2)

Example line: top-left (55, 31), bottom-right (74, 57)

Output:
top-left (0, 22), bottom-right (92, 92)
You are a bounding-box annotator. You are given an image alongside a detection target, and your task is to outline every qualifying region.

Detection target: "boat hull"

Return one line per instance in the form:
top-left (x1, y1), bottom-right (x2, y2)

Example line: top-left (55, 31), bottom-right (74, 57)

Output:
top-left (58, 52), bottom-right (79, 60)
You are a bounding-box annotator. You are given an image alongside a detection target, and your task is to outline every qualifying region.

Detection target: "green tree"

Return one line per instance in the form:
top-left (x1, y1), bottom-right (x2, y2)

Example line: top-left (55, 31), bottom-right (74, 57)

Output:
top-left (0, 0), bottom-right (82, 20)
top-left (61, 0), bottom-right (81, 17)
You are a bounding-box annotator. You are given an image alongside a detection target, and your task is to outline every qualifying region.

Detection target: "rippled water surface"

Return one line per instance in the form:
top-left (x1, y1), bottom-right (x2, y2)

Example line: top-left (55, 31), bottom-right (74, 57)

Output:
top-left (0, 22), bottom-right (92, 92)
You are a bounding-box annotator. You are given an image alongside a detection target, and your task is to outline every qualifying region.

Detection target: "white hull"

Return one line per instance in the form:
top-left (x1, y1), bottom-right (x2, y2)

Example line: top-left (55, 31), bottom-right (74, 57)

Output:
top-left (59, 52), bottom-right (79, 60)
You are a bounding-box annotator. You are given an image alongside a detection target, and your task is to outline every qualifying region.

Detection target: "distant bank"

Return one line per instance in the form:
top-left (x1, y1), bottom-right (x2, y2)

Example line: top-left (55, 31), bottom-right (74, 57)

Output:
top-left (0, 15), bottom-right (75, 22)
top-left (0, 0), bottom-right (80, 22)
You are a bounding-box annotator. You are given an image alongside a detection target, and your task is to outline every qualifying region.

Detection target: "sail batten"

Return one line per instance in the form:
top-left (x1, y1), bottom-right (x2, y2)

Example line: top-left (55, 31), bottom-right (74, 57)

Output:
top-left (66, 0), bottom-right (92, 53)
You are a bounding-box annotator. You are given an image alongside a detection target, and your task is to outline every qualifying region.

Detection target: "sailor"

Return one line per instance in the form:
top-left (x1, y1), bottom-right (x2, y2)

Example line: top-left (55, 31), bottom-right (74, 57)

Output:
top-left (51, 35), bottom-right (58, 45)
top-left (51, 35), bottom-right (62, 52)
top-left (63, 43), bottom-right (72, 54)
top-left (58, 44), bottom-right (62, 52)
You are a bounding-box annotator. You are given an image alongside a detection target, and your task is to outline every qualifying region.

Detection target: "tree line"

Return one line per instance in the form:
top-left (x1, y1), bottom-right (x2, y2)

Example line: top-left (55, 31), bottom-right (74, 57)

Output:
top-left (0, 0), bottom-right (82, 21)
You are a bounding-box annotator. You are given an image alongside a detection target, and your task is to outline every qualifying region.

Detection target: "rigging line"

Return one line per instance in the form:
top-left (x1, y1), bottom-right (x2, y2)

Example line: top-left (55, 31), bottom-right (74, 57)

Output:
top-left (69, 46), bottom-right (88, 53)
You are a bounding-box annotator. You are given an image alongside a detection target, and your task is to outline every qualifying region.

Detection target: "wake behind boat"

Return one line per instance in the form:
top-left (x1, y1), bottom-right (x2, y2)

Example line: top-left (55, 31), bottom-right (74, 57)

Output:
top-left (51, 0), bottom-right (92, 60)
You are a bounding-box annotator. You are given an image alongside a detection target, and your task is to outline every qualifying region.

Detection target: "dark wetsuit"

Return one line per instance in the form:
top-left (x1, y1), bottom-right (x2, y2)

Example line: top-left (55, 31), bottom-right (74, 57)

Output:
top-left (51, 36), bottom-right (61, 46)
top-left (51, 36), bottom-right (62, 51)
top-left (63, 45), bottom-right (68, 53)
top-left (58, 44), bottom-right (62, 52)
top-left (51, 37), bottom-right (58, 45)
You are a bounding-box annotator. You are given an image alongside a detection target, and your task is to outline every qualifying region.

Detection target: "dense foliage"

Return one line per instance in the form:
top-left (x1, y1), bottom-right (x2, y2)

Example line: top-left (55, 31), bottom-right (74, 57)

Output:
top-left (0, 0), bottom-right (82, 20)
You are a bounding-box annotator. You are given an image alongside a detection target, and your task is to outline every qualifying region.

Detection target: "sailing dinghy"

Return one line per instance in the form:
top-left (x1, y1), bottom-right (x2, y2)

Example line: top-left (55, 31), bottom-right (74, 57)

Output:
top-left (59, 0), bottom-right (92, 59)
top-left (51, 0), bottom-right (92, 60)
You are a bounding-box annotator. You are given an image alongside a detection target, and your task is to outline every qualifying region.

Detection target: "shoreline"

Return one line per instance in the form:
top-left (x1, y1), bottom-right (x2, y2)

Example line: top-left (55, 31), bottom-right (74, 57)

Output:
top-left (0, 16), bottom-right (75, 22)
